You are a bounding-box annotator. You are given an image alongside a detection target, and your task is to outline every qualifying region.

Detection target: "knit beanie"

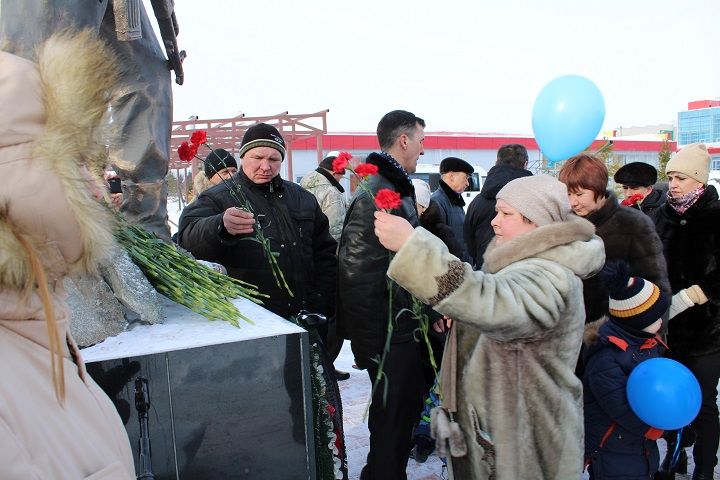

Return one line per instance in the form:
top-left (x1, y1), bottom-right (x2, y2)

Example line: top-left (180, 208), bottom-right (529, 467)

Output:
top-left (600, 261), bottom-right (669, 331)
top-left (238, 123), bottom-right (286, 160)
top-left (319, 151), bottom-right (341, 171)
top-left (665, 143), bottom-right (711, 184)
top-left (496, 174), bottom-right (569, 226)
top-left (412, 178), bottom-right (431, 208)
top-left (204, 148), bottom-right (237, 178)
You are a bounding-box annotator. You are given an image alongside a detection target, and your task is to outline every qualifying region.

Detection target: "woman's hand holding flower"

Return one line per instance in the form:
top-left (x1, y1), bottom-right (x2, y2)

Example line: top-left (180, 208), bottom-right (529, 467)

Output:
top-left (373, 210), bottom-right (414, 252)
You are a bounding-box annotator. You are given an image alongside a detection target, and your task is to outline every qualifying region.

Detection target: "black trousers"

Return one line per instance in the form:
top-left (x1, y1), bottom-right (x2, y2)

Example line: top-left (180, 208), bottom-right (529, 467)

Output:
top-left (668, 350), bottom-right (720, 476)
top-left (361, 341), bottom-right (431, 480)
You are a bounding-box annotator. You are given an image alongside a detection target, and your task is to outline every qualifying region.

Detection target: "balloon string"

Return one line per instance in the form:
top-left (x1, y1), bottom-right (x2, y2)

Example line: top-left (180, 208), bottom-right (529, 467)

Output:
top-left (670, 427), bottom-right (684, 469)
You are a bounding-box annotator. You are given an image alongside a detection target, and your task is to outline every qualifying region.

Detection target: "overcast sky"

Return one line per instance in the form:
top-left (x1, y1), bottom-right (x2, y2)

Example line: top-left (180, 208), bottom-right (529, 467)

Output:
top-left (161, 0), bottom-right (720, 135)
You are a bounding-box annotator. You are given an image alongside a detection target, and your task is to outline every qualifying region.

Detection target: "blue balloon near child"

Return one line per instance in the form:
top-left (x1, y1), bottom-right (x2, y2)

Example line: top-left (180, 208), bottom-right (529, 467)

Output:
top-left (531, 74), bottom-right (605, 163)
top-left (627, 358), bottom-right (701, 430)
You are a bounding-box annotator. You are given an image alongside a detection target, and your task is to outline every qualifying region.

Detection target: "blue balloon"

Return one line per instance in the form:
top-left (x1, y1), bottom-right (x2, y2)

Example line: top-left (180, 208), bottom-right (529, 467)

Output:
top-left (532, 75), bottom-right (605, 163)
top-left (627, 358), bottom-right (701, 430)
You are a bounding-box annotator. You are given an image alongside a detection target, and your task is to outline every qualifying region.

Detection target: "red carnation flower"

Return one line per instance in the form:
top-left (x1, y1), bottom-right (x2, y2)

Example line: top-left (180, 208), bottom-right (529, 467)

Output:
top-left (354, 163), bottom-right (379, 178)
top-left (621, 193), bottom-right (644, 206)
top-left (177, 141), bottom-right (198, 162)
top-left (190, 130), bottom-right (207, 146)
top-left (374, 188), bottom-right (402, 210)
top-left (332, 151), bottom-right (353, 174)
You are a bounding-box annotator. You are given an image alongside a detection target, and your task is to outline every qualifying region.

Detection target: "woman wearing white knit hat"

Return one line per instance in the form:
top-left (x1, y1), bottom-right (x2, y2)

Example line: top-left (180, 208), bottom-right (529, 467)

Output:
top-left (653, 143), bottom-right (720, 480)
top-left (373, 174), bottom-right (605, 480)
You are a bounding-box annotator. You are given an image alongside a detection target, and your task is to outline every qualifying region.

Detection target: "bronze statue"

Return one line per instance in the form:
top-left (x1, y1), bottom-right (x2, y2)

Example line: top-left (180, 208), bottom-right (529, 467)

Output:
top-left (0, 0), bottom-right (185, 239)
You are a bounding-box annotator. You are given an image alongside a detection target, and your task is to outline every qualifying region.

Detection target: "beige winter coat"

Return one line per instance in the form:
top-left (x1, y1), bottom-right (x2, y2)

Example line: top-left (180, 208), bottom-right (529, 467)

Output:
top-left (0, 32), bottom-right (134, 478)
top-left (300, 169), bottom-right (347, 242)
top-left (387, 217), bottom-right (605, 480)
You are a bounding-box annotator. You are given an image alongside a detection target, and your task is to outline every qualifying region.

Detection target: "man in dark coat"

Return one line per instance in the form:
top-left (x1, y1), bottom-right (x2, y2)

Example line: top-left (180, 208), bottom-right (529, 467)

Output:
top-left (614, 162), bottom-right (666, 221)
top-left (178, 123), bottom-right (337, 320)
top-left (337, 110), bottom-right (439, 480)
top-left (464, 144), bottom-right (532, 268)
top-left (429, 157), bottom-right (474, 262)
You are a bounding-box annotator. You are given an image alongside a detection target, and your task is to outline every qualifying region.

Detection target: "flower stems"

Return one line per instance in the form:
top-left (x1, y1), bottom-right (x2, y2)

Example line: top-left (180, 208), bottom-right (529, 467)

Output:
top-left (116, 217), bottom-right (267, 327)
top-left (199, 148), bottom-right (294, 298)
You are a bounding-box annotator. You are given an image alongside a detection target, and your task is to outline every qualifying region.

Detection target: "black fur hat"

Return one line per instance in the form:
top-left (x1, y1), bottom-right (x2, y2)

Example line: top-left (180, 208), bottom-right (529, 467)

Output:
top-left (238, 123), bottom-right (286, 160)
top-left (613, 162), bottom-right (657, 187)
top-left (204, 149), bottom-right (237, 178)
top-left (440, 157), bottom-right (474, 175)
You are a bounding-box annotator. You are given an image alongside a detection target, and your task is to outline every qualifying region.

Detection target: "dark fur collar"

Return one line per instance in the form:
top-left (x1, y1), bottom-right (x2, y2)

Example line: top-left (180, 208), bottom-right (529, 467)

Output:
top-left (439, 179), bottom-right (465, 207)
top-left (366, 152), bottom-right (415, 197)
top-left (586, 190), bottom-right (618, 227)
top-left (315, 167), bottom-right (345, 193)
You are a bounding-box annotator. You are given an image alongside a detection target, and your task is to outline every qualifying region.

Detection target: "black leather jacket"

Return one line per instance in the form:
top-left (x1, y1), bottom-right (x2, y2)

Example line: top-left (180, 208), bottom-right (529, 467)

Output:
top-left (178, 170), bottom-right (337, 320)
top-left (337, 152), bottom-right (432, 369)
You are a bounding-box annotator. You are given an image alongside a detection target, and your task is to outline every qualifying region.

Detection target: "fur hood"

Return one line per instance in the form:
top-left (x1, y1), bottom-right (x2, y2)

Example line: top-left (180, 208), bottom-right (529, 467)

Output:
top-left (0, 30), bottom-right (119, 290)
top-left (193, 170), bottom-right (214, 196)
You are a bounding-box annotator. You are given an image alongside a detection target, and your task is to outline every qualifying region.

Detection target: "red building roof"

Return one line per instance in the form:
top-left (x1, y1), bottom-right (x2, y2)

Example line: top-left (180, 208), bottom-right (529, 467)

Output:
top-left (291, 133), bottom-right (675, 153)
top-left (688, 100), bottom-right (720, 110)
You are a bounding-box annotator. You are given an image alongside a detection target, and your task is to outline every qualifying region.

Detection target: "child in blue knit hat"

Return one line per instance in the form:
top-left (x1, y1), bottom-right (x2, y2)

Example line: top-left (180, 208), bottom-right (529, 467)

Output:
top-left (583, 261), bottom-right (670, 479)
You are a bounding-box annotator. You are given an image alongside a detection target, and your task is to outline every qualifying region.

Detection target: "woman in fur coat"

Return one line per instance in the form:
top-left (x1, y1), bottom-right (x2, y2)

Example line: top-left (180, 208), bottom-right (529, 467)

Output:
top-left (374, 174), bottom-right (604, 480)
top-left (0, 32), bottom-right (134, 478)
top-left (653, 143), bottom-right (720, 480)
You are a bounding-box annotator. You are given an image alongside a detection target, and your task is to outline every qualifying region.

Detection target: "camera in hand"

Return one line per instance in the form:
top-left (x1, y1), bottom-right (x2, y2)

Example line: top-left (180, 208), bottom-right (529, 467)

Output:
top-left (108, 177), bottom-right (122, 194)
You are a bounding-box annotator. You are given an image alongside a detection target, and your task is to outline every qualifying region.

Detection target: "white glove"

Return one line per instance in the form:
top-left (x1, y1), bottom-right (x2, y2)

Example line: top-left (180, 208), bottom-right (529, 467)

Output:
top-left (670, 289), bottom-right (694, 319)
top-left (669, 287), bottom-right (705, 319)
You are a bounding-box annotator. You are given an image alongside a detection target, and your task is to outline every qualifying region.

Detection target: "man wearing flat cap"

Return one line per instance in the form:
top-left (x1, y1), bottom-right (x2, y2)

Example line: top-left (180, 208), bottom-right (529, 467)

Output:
top-left (614, 162), bottom-right (666, 220)
top-left (178, 123), bottom-right (337, 320)
top-left (427, 156), bottom-right (474, 262)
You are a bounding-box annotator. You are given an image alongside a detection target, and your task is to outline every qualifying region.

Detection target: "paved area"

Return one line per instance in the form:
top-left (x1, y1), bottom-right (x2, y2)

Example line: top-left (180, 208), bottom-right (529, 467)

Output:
top-left (335, 340), bottom-right (719, 479)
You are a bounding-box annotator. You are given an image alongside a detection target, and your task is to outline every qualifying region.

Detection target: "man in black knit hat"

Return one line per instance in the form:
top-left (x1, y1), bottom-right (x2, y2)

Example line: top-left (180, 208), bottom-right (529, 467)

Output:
top-left (178, 123), bottom-right (337, 321)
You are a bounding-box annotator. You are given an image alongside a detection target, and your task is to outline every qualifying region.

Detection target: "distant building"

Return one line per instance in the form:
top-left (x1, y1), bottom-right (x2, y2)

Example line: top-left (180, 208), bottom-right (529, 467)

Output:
top-left (678, 100), bottom-right (720, 146)
top-left (289, 133), bottom-right (674, 187)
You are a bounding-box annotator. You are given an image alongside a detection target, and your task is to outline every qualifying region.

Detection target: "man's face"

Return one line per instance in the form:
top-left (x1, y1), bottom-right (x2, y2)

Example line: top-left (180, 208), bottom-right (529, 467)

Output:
top-left (210, 167), bottom-right (238, 185)
top-left (241, 147), bottom-right (283, 184)
top-left (400, 123), bottom-right (425, 173)
top-left (444, 171), bottom-right (470, 193)
top-left (621, 184), bottom-right (652, 200)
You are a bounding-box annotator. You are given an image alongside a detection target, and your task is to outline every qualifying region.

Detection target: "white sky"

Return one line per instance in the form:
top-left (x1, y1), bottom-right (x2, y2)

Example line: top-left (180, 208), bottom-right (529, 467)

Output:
top-left (157, 0), bottom-right (720, 135)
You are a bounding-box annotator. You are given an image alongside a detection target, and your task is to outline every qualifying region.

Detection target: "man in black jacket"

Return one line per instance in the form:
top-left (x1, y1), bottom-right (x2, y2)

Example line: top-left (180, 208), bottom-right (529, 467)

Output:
top-left (428, 157), bottom-right (474, 262)
top-left (337, 110), bottom-right (440, 480)
top-left (464, 144), bottom-right (532, 268)
top-left (613, 162), bottom-right (666, 222)
top-left (177, 123), bottom-right (337, 320)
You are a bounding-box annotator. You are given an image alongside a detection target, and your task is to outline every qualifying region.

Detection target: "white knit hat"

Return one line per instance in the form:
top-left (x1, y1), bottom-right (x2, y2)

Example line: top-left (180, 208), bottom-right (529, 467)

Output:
top-left (496, 174), bottom-right (570, 226)
top-left (412, 179), bottom-right (431, 208)
top-left (666, 143), bottom-right (711, 184)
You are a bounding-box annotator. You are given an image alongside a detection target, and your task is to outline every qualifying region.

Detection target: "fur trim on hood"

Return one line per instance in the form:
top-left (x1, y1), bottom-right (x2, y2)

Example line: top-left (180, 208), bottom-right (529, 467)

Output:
top-left (0, 30), bottom-right (121, 289)
top-left (482, 215), bottom-right (600, 277)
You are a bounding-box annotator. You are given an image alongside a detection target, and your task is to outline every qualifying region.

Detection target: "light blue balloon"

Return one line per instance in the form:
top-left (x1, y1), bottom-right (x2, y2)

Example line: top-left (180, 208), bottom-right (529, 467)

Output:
top-left (627, 358), bottom-right (701, 430)
top-left (532, 75), bottom-right (605, 162)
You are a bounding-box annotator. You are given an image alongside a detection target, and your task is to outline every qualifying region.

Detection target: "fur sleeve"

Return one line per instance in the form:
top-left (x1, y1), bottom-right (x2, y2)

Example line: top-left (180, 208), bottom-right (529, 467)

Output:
top-left (388, 228), bottom-right (575, 341)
